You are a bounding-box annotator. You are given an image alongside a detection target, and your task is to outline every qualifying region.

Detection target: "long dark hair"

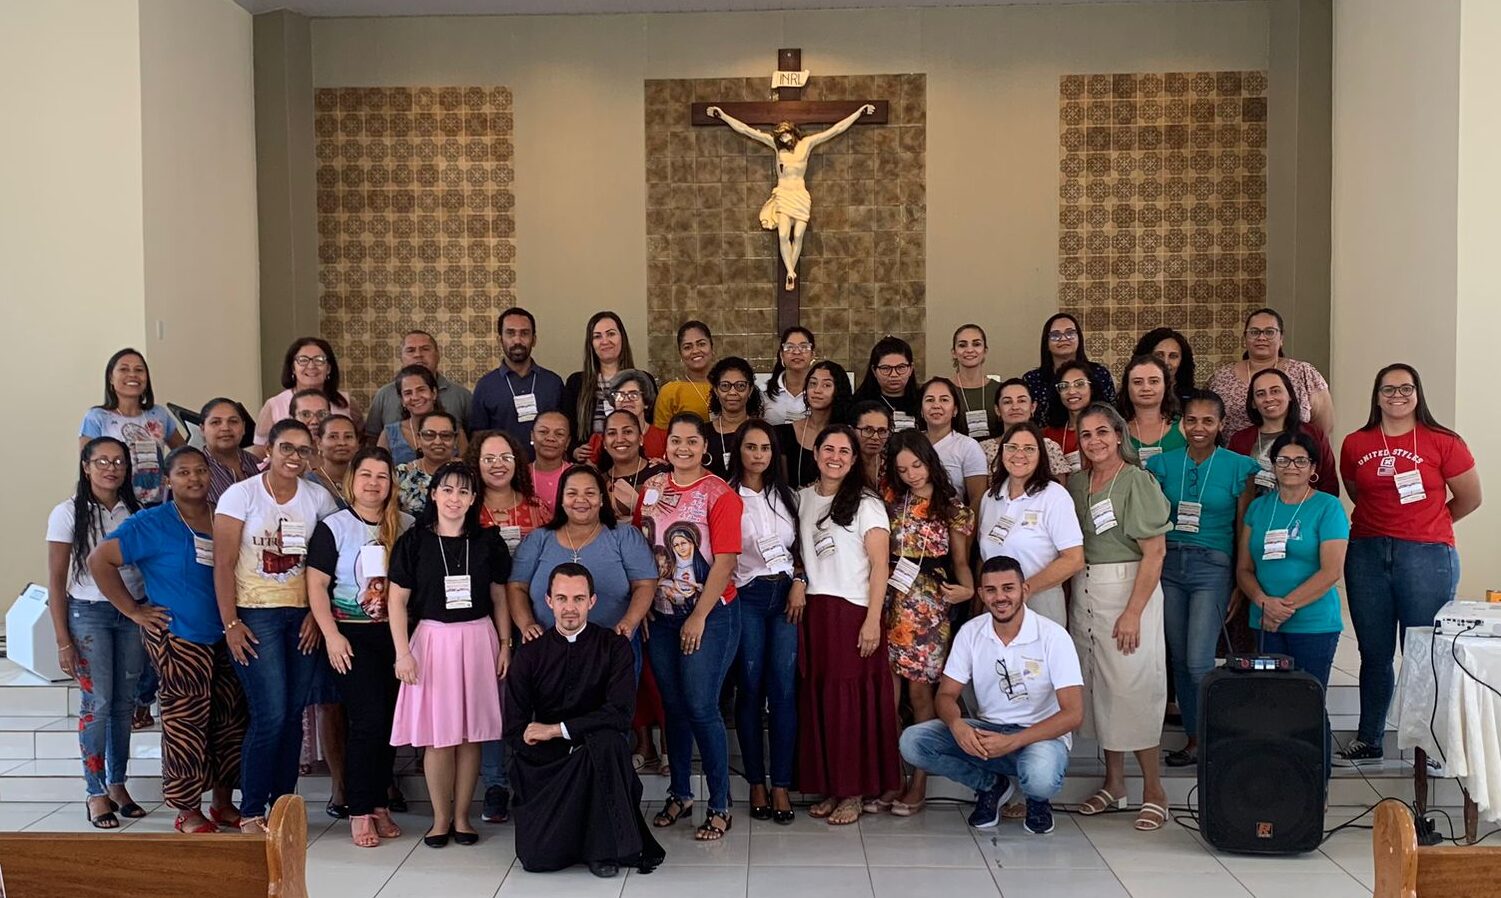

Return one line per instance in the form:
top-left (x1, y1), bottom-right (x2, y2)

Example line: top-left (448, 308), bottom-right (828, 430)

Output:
top-left (394, 364), bottom-right (444, 420)
top-left (199, 397), bottom-right (254, 450)
top-left (806, 359), bottom-right (854, 424)
top-left (987, 422), bottom-right (1054, 499)
top-left (1116, 354), bottom-right (1179, 421)
top-left (1241, 307), bottom-right (1286, 360)
top-left (415, 461), bottom-right (483, 535)
top-left (853, 336), bottom-right (918, 406)
top-left (1132, 327), bottom-right (1197, 400)
top-left (543, 465), bottom-right (619, 530)
top-left (708, 356), bottom-right (765, 418)
top-left (885, 430), bottom-right (961, 527)
top-left (574, 311), bottom-right (637, 439)
top-left (765, 326), bottom-right (815, 399)
top-left (813, 425), bottom-right (872, 528)
top-left (68, 438), bottom-right (141, 585)
top-left (464, 430), bottom-right (537, 501)
top-left (98, 348), bottom-right (156, 411)
top-left (728, 419), bottom-right (798, 524)
top-left (918, 376), bottom-right (969, 436)
top-left (1045, 360), bottom-right (1096, 429)
top-left (1245, 367), bottom-right (1303, 429)
top-left (1035, 313), bottom-right (1092, 382)
top-left (1360, 363), bottom-right (1457, 436)
top-left (279, 337), bottom-right (341, 395)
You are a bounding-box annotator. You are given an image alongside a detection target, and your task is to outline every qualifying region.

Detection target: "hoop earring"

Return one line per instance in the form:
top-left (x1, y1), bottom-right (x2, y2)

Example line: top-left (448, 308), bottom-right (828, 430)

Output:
top-left (1309, 472), bottom-right (1320, 483)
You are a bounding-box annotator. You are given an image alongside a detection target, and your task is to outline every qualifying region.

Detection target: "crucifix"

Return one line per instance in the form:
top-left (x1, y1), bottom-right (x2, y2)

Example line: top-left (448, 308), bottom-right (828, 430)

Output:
top-left (692, 49), bottom-right (889, 333)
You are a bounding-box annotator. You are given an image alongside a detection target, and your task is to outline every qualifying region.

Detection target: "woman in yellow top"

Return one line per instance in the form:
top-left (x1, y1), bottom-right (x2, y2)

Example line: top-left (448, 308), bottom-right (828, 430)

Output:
top-left (653, 320), bottom-right (716, 429)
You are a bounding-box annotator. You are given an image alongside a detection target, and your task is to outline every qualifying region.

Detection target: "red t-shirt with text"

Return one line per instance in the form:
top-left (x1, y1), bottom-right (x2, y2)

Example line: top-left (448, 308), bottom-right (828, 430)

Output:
top-left (1339, 424), bottom-right (1474, 544)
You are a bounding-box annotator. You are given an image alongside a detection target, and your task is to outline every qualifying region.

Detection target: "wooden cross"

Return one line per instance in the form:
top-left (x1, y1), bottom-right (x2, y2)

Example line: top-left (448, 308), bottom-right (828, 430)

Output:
top-left (691, 49), bottom-right (889, 334)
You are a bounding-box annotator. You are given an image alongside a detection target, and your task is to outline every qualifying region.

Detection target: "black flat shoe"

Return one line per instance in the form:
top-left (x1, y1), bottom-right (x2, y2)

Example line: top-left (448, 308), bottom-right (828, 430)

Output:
top-left (452, 827), bottom-right (479, 846)
top-left (588, 860), bottom-right (620, 878)
top-left (424, 827), bottom-right (451, 848)
top-left (749, 803), bottom-right (773, 820)
top-left (773, 808), bottom-right (795, 825)
top-left (326, 799), bottom-right (349, 819)
top-left (1163, 747), bottom-right (1197, 768)
top-left (387, 788), bottom-right (408, 814)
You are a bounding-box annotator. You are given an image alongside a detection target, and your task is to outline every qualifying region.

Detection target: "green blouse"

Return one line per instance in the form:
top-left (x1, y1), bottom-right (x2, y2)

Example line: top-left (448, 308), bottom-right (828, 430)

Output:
top-left (1067, 461), bottom-right (1172, 564)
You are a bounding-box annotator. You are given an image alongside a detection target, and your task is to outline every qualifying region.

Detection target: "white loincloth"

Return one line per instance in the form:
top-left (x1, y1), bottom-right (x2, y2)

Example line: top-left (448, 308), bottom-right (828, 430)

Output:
top-left (758, 185), bottom-right (812, 229)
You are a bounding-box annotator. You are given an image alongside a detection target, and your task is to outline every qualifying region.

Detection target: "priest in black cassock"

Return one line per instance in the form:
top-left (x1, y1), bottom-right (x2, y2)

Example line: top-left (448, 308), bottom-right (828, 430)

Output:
top-left (504, 562), bottom-right (665, 878)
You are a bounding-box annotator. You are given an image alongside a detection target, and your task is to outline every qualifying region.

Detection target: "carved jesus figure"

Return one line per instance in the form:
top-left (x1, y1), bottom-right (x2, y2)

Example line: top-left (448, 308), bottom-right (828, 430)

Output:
top-left (706, 103), bottom-right (876, 290)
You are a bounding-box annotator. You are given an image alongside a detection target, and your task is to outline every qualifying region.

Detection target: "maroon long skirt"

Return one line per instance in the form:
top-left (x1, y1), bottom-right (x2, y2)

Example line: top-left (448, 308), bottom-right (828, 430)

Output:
top-left (796, 594), bottom-right (902, 798)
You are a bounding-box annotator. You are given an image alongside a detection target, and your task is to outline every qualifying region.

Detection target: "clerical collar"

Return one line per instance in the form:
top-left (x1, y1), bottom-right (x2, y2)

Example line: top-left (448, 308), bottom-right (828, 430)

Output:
top-left (556, 624), bottom-right (586, 643)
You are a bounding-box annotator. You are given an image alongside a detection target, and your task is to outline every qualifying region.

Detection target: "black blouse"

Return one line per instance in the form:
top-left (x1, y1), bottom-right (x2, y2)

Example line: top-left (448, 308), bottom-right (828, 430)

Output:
top-left (389, 526), bottom-right (511, 624)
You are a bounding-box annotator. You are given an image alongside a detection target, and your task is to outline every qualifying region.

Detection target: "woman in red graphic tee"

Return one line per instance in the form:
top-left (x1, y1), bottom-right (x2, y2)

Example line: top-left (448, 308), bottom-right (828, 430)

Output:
top-left (634, 412), bottom-right (742, 842)
top-left (1335, 363), bottom-right (1482, 767)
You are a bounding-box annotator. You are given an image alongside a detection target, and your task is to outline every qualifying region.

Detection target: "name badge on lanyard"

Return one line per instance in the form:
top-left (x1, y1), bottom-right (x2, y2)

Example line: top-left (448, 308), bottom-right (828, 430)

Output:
top-left (1175, 500), bottom-right (1202, 534)
top-left (892, 411), bottom-right (916, 432)
top-left (1262, 527), bottom-right (1289, 561)
top-left (888, 557), bottom-right (921, 595)
top-left (813, 527), bottom-right (836, 558)
top-left (444, 574), bottom-right (473, 610)
top-left (965, 409), bottom-right (990, 439)
top-left (1090, 498), bottom-right (1118, 534)
top-left (1394, 468), bottom-right (1427, 505)
top-left (498, 525), bottom-right (522, 551)
top-left (757, 535), bottom-right (791, 567)
top-left (131, 439), bottom-right (160, 473)
top-left (192, 535), bottom-right (214, 566)
top-left (1064, 450), bottom-right (1083, 474)
top-left (1255, 457), bottom-right (1277, 490)
top-left (986, 514), bottom-right (1016, 544)
top-left (722, 452), bottom-right (732, 470)
top-left (514, 392), bottom-right (539, 423)
top-left (278, 519), bottom-right (307, 555)
top-left (1138, 445), bottom-right (1162, 464)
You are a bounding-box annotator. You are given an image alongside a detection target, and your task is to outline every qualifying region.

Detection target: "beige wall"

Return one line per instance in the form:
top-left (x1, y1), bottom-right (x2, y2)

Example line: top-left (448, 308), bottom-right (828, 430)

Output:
top-left (1, 0), bottom-right (258, 615)
top-left (307, 2), bottom-right (1289, 378)
top-left (141, 0), bottom-right (262, 406)
top-left (1, 3), bottom-right (147, 611)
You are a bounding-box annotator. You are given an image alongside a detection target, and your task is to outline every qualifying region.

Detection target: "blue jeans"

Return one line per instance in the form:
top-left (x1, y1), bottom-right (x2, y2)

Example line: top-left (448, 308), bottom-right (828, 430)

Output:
top-left (1160, 545), bottom-right (1233, 738)
top-left (69, 599), bottom-right (147, 797)
top-left (899, 719), bottom-right (1068, 799)
top-left (1345, 537), bottom-right (1460, 744)
top-left (648, 600), bottom-right (741, 813)
top-left (232, 606), bottom-right (319, 818)
top-left (733, 576), bottom-right (798, 789)
top-left (1256, 629), bottom-right (1339, 778)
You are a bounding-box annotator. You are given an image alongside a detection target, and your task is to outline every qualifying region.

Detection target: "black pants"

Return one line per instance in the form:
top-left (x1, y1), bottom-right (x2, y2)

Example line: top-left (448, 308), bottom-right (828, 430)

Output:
top-left (333, 622), bottom-right (399, 816)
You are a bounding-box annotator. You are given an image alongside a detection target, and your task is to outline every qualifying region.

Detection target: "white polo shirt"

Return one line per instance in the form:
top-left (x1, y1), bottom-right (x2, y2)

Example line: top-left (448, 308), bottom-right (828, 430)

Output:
top-left (931, 430), bottom-right (987, 495)
top-left (975, 480), bottom-right (1083, 578)
top-left (943, 608), bottom-right (1083, 746)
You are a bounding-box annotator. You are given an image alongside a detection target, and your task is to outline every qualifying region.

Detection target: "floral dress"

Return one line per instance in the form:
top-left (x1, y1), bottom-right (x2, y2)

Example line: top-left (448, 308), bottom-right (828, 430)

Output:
top-left (885, 492), bottom-right (975, 683)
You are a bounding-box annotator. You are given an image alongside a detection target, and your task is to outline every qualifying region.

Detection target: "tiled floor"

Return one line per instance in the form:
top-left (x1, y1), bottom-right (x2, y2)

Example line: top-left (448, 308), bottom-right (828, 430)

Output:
top-left (0, 797), bottom-right (1392, 897)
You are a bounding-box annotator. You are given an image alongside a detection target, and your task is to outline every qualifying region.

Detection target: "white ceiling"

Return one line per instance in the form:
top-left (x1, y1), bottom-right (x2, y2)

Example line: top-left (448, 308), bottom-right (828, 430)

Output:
top-left (234, 0), bottom-right (1196, 17)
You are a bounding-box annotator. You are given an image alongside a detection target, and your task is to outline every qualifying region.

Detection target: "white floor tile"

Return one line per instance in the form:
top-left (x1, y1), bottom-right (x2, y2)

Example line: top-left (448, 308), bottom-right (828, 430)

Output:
top-left (1212, 845), bottom-right (1347, 874)
top-left (649, 817), bottom-right (750, 865)
top-left (751, 830), bottom-right (869, 866)
top-left (1112, 870), bottom-right (1252, 898)
top-left (1231, 870), bottom-right (1371, 898)
top-left (870, 865), bottom-right (999, 898)
top-left (23, 802), bottom-right (148, 832)
top-left (620, 864), bottom-right (747, 895)
top-left (498, 864), bottom-right (627, 898)
top-left (975, 821), bottom-right (1109, 869)
top-left (990, 868), bottom-right (1129, 898)
top-left (377, 840), bottom-right (513, 898)
top-left (748, 865), bottom-right (874, 898)
top-left (0, 801), bottom-right (64, 831)
top-left (860, 833), bottom-right (988, 868)
top-left (856, 805), bottom-right (974, 836)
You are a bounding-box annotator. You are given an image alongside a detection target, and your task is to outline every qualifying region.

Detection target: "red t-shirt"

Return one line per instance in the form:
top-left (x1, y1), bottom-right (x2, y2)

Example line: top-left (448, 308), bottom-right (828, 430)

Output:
top-left (634, 471), bottom-right (743, 613)
top-left (1226, 423), bottom-right (1340, 499)
top-left (1339, 424), bottom-right (1474, 544)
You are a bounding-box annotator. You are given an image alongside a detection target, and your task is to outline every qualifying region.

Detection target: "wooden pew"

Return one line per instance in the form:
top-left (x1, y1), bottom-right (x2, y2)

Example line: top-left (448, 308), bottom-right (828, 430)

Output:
top-left (0, 794), bottom-right (307, 898)
top-left (1373, 800), bottom-right (1501, 898)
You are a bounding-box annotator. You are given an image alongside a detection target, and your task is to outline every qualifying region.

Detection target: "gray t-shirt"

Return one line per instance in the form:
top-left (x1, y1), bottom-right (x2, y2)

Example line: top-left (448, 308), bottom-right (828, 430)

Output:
top-left (363, 373), bottom-right (474, 435)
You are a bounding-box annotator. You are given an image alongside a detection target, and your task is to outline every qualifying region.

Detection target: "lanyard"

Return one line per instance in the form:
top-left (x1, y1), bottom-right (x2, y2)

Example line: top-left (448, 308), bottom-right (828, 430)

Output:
top-left (1266, 486), bottom-right (1313, 536)
top-left (506, 370), bottom-right (538, 398)
top-left (1379, 426), bottom-right (1420, 474)
top-left (1178, 449), bottom-right (1217, 502)
top-left (436, 533), bottom-right (469, 578)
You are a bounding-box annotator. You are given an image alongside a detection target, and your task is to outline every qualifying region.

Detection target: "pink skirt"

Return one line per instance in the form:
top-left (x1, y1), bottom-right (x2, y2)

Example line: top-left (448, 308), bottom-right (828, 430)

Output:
top-left (390, 618), bottom-right (503, 749)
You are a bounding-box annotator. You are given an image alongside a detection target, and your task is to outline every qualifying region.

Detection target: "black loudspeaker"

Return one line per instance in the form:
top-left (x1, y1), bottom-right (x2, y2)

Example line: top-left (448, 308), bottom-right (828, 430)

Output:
top-left (1198, 667), bottom-right (1326, 854)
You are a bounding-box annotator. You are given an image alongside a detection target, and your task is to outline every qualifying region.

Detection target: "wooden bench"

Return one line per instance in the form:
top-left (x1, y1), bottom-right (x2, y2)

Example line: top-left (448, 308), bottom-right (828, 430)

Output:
top-left (0, 794), bottom-right (307, 898)
top-left (1373, 800), bottom-right (1501, 898)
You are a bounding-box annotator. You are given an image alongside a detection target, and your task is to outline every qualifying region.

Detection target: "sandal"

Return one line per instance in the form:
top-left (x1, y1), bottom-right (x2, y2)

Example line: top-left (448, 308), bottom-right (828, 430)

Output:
top-left (208, 805), bottom-right (242, 829)
top-left (1077, 789), bottom-right (1127, 816)
top-left (174, 811), bottom-right (219, 834)
top-left (1134, 802), bottom-right (1168, 832)
top-left (86, 799), bottom-right (119, 830)
top-left (110, 798), bottom-right (148, 819)
top-left (694, 811), bottom-right (732, 841)
top-left (890, 799), bottom-right (925, 817)
top-left (1002, 801), bottom-right (1027, 820)
top-left (862, 797), bottom-right (893, 814)
top-left (371, 808), bottom-right (402, 839)
top-left (808, 798), bottom-right (837, 819)
top-left (326, 798), bottom-right (349, 819)
top-left (132, 706), bottom-right (154, 731)
top-left (828, 798), bottom-right (862, 826)
top-left (653, 797), bottom-right (693, 828)
top-left (351, 815), bottom-right (380, 848)
top-left (239, 816), bottom-right (269, 834)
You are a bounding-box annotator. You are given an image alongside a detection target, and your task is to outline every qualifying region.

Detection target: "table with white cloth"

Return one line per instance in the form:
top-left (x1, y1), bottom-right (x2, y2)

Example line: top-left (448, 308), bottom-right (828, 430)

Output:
top-left (1394, 626), bottom-right (1501, 841)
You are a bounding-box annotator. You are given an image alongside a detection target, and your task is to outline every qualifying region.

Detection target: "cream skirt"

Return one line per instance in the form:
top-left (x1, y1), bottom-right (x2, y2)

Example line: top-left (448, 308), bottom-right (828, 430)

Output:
top-left (1069, 562), bottom-right (1166, 752)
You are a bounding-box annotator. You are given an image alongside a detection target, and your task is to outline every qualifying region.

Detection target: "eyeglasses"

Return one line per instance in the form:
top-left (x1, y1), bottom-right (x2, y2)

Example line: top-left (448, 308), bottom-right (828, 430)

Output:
top-left (1002, 443), bottom-right (1038, 456)
top-left (781, 342), bottom-right (814, 354)
top-left (1055, 378), bottom-right (1089, 392)
top-left (275, 442), bottom-right (315, 459)
top-left (855, 426), bottom-right (891, 440)
top-left (875, 363), bottom-right (911, 376)
top-left (419, 430), bottom-right (457, 442)
top-left (1246, 327), bottom-right (1282, 339)
top-left (995, 659), bottom-right (1029, 701)
top-left (1047, 329), bottom-right (1079, 343)
top-left (1379, 384), bottom-right (1416, 398)
top-left (294, 354), bottom-right (329, 368)
top-left (89, 457), bottom-right (128, 470)
top-left (612, 389), bottom-right (644, 403)
top-left (716, 381), bottom-right (752, 394)
top-left (479, 453), bottom-right (516, 466)
top-left (296, 410), bottom-right (329, 423)
top-left (1273, 456), bottom-right (1312, 470)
